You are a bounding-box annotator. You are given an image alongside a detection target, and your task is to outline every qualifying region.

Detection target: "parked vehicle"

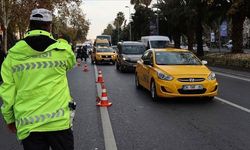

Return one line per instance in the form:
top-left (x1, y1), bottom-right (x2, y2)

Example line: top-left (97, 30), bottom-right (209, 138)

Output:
top-left (193, 44), bottom-right (210, 52)
top-left (223, 40), bottom-right (233, 50)
top-left (116, 41), bottom-right (146, 72)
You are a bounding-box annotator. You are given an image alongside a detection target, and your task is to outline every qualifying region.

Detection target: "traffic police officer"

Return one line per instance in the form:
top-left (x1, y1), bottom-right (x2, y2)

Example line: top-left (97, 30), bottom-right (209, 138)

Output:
top-left (0, 8), bottom-right (76, 150)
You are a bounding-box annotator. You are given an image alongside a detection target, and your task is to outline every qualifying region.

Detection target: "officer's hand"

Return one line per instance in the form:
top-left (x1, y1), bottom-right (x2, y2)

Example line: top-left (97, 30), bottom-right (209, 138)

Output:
top-left (7, 123), bottom-right (17, 133)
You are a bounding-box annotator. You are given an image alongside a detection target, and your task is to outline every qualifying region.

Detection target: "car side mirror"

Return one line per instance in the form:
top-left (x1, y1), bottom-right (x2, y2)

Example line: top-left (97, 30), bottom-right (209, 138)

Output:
top-left (144, 60), bottom-right (153, 66)
top-left (201, 60), bottom-right (208, 65)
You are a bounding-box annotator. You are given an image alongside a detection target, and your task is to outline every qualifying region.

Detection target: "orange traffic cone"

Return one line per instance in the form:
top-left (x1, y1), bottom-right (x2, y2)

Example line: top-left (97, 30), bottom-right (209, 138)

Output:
top-left (77, 58), bottom-right (81, 67)
top-left (97, 84), bottom-right (112, 107)
top-left (96, 72), bottom-right (104, 83)
top-left (83, 64), bottom-right (89, 72)
top-left (98, 69), bottom-right (102, 74)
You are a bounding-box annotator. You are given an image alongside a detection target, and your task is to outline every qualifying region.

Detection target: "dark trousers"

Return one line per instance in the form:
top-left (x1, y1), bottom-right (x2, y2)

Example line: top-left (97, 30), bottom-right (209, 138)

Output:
top-left (22, 129), bottom-right (74, 150)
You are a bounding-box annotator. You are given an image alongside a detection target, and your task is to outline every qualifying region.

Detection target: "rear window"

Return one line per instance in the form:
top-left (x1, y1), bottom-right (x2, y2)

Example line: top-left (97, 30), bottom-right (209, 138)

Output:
top-left (150, 41), bottom-right (169, 48)
top-left (122, 45), bottom-right (146, 54)
top-left (97, 48), bottom-right (114, 52)
top-left (96, 43), bottom-right (110, 47)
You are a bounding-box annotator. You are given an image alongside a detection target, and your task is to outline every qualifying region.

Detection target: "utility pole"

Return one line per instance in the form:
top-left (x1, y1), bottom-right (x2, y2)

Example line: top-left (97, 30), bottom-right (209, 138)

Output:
top-left (125, 6), bottom-right (132, 41)
top-left (117, 20), bottom-right (119, 43)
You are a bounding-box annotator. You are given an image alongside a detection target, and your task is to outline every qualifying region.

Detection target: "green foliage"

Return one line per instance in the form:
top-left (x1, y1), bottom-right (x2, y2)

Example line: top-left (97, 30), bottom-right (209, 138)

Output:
top-left (113, 12), bottom-right (125, 29)
top-left (103, 24), bottom-right (114, 36)
top-left (204, 53), bottom-right (250, 70)
top-left (0, 0), bottom-right (89, 44)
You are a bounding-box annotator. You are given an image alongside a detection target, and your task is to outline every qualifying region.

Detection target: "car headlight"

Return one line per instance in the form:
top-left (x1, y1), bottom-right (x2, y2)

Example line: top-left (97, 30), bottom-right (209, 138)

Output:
top-left (208, 72), bottom-right (216, 80)
top-left (157, 71), bottom-right (173, 81)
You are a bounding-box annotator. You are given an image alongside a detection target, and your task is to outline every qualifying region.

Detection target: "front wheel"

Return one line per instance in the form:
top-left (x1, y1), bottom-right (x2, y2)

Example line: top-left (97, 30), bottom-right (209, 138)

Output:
top-left (206, 96), bottom-right (214, 101)
top-left (150, 80), bottom-right (159, 101)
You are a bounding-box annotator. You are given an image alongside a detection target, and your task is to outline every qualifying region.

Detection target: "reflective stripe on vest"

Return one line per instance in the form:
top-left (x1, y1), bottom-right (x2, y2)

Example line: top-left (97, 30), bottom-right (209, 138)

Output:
top-left (12, 60), bottom-right (66, 73)
top-left (16, 108), bottom-right (65, 126)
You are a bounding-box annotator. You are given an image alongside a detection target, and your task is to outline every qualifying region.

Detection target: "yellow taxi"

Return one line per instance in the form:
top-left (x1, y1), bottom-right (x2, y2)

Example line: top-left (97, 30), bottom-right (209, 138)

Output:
top-left (91, 47), bottom-right (117, 64)
top-left (135, 48), bottom-right (218, 101)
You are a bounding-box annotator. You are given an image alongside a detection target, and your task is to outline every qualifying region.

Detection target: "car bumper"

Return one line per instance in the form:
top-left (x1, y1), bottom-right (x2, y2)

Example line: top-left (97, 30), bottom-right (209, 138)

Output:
top-left (120, 61), bottom-right (137, 70)
top-left (155, 79), bottom-right (218, 98)
top-left (96, 57), bottom-right (116, 62)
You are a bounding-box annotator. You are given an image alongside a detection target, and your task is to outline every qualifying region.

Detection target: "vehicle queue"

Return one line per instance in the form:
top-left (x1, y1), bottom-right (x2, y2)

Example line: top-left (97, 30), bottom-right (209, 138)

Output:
top-left (83, 35), bottom-right (218, 101)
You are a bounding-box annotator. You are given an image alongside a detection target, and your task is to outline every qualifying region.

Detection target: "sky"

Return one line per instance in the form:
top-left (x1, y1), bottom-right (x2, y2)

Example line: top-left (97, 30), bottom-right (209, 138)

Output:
top-left (81, 0), bottom-right (157, 40)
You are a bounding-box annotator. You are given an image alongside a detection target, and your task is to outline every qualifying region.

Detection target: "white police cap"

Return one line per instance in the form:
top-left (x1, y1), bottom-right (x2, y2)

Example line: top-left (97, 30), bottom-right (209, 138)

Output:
top-left (30, 8), bottom-right (52, 22)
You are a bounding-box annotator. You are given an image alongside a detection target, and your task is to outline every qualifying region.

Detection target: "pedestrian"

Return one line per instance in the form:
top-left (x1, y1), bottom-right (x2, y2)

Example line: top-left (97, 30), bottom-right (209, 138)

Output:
top-left (0, 8), bottom-right (76, 150)
top-left (82, 45), bottom-right (89, 62)
top-left (76, 45), bottom-right (84, 62)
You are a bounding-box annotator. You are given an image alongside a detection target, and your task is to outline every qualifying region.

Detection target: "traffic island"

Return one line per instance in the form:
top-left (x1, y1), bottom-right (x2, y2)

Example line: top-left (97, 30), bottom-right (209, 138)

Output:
top-left (203, 53), bottom-right (250, 71)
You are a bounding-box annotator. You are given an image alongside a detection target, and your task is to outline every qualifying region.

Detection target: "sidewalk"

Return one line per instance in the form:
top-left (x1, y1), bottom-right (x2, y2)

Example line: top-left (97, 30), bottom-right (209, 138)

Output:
top-left (209, 48), bottom-right (250, 53)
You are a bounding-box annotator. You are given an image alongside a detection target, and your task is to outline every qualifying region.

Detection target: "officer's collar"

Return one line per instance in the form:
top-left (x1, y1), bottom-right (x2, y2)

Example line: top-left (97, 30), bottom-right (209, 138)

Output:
top-left (24, 30), bottom-right (54, 39)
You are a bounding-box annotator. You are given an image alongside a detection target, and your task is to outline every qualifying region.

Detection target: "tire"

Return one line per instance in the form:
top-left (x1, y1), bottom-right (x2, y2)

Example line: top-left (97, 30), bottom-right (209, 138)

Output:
top-left (116, 62), bottom-right (120, 70)
top-left (119, 65), bottom-right (126, 73)
top-left (206, 96), bottom-right (214, 101)
top-left (135, 73), bottom-right (141, 89)
top-left (150, 80), bottom-right (159, 101)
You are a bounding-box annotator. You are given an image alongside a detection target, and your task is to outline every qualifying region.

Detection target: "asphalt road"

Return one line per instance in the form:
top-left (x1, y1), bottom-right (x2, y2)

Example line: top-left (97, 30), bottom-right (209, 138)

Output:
top-left (0, 61), bottom-right (249, 150)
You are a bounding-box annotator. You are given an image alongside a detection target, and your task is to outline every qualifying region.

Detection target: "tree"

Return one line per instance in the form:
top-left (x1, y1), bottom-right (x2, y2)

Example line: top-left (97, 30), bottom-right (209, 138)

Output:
top-left (113, 12), bottom-right (125, 42)
top-left (131, 0), bottom-right (152, 8)
top-left (0, 0), bottom-right (89, 52)
top-left (103, 24), bottom-right (114, 36)
top-left (208, 0), bottom-right (250, 53)
top-left (0, 0), bottom-right (15, 53)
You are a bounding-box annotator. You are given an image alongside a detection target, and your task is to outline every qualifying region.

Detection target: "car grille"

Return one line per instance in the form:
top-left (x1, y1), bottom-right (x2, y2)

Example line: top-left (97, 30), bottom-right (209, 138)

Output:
top-left (101, 55), bottom-right (112, 58)
top-left (178, 78), bottom-right (205, 82)
top-left (125, 60), bottom-right (137, 63)
top-left (178, 89), bottom-right (207, 94)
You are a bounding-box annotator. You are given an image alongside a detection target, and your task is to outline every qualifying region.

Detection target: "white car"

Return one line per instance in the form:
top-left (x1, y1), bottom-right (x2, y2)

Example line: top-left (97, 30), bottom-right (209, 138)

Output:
top-left (224, 40), bottom-right (232, 50)
top-left (193, 44), bottom-right (210, 52)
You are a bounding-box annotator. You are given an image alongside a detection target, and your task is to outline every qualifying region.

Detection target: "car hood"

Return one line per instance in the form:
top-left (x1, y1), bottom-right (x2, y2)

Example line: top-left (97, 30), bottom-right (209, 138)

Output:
top-left (123, 54), bottom-right (142, 61)
top-left (97, 52), bottom-right (116, 55)
top-left (156, 65), bottom-right (211, 76)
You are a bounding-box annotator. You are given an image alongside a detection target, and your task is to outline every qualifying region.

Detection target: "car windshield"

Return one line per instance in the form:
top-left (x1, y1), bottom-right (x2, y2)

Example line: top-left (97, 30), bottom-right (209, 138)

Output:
top-left (96, 43), bottom-right (110, 47)
top-left (150, 41), bottom-right (169, 48)
top-left (122, 45), bottom-right (145, 54)
top-left (97, 48), bottom-right (114, 52)
top-left (155, 51), bottom-right (201, 65)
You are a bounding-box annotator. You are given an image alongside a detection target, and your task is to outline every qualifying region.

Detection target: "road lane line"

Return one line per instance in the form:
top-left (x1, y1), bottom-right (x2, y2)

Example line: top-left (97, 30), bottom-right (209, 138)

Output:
top-left (214, 71), bottom-right (250, 82)
top-left (94, 65), bottom-right (118, 150)
top-left (215, 97), bottom-right (250, 113)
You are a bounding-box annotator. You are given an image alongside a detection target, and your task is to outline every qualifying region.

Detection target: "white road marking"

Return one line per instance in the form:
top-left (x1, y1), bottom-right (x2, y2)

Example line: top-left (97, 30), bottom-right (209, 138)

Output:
top-left (214, 71), bottom-right (250, 82)
top-left (94, 65), bottom-right (118, 150)
top-left (215, 97), bottom-right (250, 113)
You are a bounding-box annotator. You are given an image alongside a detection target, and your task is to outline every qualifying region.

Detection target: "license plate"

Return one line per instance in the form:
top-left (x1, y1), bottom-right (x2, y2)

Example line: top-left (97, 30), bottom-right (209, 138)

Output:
top-left (182, 85), bottom-right (203, 90)
top-left (103, 58), bottom-right (111, 60)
